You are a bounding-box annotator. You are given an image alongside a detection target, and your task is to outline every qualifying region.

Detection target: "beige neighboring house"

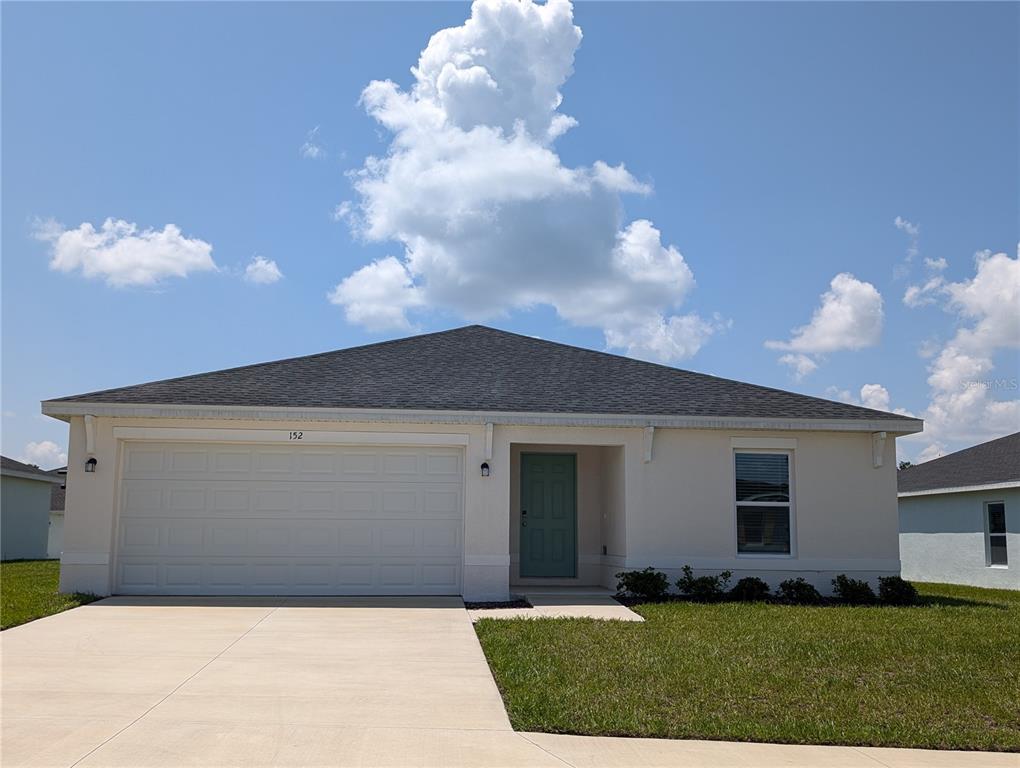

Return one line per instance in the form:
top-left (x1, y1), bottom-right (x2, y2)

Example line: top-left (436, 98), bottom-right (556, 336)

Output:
top-left (1, 456), bottom-right (64, 560)
top-left (47, 467), bottom-right (67, 559)
top-left (41, 326), bottom-right (923, 600)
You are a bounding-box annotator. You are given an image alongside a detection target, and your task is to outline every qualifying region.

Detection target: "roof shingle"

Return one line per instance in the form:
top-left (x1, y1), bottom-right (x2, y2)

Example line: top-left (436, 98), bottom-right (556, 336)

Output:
top-left (898, 432), bottom-right (1020, 493)
top-left (49, 325), bottom-right (918, 423)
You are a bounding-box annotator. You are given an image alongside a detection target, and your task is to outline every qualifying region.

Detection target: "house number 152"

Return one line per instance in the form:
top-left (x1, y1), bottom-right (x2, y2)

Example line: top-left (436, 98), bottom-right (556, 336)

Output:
top-left (288, 431), bottom-right (304, 440)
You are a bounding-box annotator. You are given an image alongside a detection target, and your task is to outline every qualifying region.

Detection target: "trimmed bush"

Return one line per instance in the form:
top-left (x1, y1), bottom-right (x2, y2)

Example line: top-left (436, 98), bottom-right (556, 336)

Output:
top-left (616, 567), bottom-right (670, 601)
top-left (776, 577), bottom-right (823, 605)
top-left (879, 576), bottom-right (919, 605)
top-left (832, 574), bottom-right (877, 604)
top-left (676, 565), bottom-right (732, 602)
top-left (730, 576), bottom-right (771, 602)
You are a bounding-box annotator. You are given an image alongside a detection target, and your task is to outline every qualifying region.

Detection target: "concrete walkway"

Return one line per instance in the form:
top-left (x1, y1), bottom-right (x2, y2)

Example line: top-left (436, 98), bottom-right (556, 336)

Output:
top-left (2, 598), bottom-right (1014, 767)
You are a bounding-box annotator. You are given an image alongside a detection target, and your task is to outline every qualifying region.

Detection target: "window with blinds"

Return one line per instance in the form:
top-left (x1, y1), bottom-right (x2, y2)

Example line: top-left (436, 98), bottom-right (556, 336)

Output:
top-left (735, 452), bottom-right (792, 554)
top-left (986, 502), bottom-right (1008, 567)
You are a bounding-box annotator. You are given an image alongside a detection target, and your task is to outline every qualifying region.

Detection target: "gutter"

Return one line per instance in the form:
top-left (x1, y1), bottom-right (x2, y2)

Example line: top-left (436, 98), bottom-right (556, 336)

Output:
top-left (42, 400), bottom-right (924, 435)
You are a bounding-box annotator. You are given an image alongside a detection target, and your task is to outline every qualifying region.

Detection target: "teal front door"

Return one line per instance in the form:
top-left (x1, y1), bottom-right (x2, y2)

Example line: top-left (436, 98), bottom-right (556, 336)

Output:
top-left (520, 453), bottom-right (577, 578)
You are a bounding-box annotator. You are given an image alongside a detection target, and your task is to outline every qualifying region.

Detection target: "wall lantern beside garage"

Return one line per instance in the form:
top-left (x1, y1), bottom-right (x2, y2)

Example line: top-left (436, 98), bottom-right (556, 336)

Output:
top-left (480, 462), bottom-right (490, 477)
top-left (84, 457), bottom-right (98, 473)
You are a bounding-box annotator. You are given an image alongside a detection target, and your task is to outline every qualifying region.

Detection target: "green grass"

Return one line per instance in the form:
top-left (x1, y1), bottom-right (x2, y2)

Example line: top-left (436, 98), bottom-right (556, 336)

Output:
top-left (475, 583), bottom-right (1020, 751)
top-left (1, 559), bottom-right (98, 630)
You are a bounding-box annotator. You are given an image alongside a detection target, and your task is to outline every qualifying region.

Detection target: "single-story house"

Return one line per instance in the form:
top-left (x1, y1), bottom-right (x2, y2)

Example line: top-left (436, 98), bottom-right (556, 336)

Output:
top-left (899, 432), bottom-right (1018, 590)
top-left (1, 456), bottom-right (64, 560)
top-left (42, 325), bottom-right (922, 600)
top-left (48, 467), bottom-right (67, 559)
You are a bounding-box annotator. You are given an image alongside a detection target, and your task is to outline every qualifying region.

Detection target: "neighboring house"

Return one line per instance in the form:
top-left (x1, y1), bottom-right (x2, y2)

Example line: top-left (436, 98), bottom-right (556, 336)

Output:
top-left (1, 456), bottom-right (64, 560)
top-left (41, 326), bottom-right (922, 600)
top-left (48, 467), bottom-right (67, 559)
top-left (899, 432), bottom-right (1019, 590)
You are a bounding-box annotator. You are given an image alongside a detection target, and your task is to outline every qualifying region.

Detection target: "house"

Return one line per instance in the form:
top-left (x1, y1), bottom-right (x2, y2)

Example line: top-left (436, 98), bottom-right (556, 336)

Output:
top-left (47, 467), bottom-right (67, 559)
top-left (1, 456), bottom-right (64, 560)
top-left (41, 325), bottom-right (922, 600)
top-left (898, 432), bottom-right (1018, 590)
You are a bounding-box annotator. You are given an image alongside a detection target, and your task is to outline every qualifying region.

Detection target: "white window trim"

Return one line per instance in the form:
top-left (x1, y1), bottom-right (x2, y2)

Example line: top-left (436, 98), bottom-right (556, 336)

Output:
top-left (733, 448), bottom-right (796, 559)
top-left (984, 500), bottom-right (1008, 569)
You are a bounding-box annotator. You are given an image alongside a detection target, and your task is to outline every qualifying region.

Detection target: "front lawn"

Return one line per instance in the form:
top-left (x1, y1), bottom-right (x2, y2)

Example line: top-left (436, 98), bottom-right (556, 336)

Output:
top-left (1, 559), bottom-right (98, 630)
top-left (475, 582), bottom-right (1020, 751)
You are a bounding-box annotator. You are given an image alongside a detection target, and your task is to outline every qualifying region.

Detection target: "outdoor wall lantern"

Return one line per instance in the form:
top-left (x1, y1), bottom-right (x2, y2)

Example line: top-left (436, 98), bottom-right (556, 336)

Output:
top-left (84, 457), bottom-right (98, 473)
top-left (480, 462), bottom-right (490, 477)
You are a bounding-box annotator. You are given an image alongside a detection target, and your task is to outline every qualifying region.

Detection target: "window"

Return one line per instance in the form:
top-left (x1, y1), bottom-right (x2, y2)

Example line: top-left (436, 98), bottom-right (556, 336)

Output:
top-left (986, 502), bottom-right (1008, 567)
top-left (735, 452), bottom-right (792, 554)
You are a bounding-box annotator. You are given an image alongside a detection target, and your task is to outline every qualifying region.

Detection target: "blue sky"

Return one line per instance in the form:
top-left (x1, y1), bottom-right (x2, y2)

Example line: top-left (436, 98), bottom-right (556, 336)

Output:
top-left (2, 0), bottom-right (1017, 468)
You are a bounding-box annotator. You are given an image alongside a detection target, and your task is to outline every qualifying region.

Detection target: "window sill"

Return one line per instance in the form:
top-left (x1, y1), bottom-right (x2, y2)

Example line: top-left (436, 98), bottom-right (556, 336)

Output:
top-left (736, 553), bottom-right (795, 559)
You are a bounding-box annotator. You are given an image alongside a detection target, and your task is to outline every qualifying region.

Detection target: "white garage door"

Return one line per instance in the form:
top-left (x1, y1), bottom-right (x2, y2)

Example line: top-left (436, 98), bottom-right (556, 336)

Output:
top-left (114, 441), bottom-right (464, 595)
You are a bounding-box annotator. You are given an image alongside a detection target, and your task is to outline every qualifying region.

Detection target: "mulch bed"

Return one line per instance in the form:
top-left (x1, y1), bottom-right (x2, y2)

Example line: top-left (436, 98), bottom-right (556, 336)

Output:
top-left (464, 598), bottom-right (533, 610)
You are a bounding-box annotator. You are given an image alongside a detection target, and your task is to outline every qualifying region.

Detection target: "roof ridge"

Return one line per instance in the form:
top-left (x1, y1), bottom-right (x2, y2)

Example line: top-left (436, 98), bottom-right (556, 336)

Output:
top-left (48, 325), bottom-right (482, 403)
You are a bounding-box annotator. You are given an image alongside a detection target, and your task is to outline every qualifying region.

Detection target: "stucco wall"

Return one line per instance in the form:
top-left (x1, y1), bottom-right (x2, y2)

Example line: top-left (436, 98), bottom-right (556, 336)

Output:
top-left (899, 488), bottom-right (1019, 590)
top-left (57, 414), bottom-right (903, 599)
top-left (1, 475), bottom-right (52, 560)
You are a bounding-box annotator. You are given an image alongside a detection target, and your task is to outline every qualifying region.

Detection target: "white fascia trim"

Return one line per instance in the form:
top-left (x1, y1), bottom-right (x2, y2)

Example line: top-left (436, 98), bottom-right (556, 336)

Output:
top-left (111, 426), bottom-right (469, 447)
top-left (0, 469), bottom-right (64, 484)
top-left (42, 401), bottom-right (924, 434)
top-left (898, 481), bottom-right (1020, 498)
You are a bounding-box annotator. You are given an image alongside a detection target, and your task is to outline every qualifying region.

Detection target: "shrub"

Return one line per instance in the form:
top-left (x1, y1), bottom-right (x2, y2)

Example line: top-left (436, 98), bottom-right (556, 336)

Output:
top-left (730, 576), bottom-right (771, 602)
top-left (616, 567), bottom-right (670, 601)
top-left (878, 576), bottom-right (919, 605)
top-left (832, 574), bottom-right (877, 604)
top-left (776, 577), bottom-right (823, 605)
top-left (676, 565), bottom-right (732, 601)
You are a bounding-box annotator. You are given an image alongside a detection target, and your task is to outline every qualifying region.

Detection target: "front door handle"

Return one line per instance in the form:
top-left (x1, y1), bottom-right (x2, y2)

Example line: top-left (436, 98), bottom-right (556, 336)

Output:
top-left (521, 510), bottom-right (527, 527)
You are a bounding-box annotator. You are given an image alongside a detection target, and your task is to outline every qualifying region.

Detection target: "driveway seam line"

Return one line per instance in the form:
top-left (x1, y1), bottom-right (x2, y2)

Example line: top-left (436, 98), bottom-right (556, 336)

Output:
top-left (67, 601), bottom-right (284, 767)
top-left (517, 733), bottom-right (579, 768)
top-left (849, 746), bottom-right (895, 768)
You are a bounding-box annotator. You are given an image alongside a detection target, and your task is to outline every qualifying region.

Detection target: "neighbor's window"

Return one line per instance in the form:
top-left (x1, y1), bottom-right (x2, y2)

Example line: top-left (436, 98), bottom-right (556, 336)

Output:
top-left (735, 452), bottom-right (791, 555)
top-left (986, 502), bottom-right (1008, 567)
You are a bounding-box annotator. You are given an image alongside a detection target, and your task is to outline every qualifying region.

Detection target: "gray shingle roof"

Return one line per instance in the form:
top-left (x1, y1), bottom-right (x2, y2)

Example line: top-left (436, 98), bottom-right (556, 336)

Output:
top-left (1, 455), bottom-right (64, 481)
top-left (48, 325), bottom-right (917, 423)
top-left (898, 432), bottom-right (1020, 494)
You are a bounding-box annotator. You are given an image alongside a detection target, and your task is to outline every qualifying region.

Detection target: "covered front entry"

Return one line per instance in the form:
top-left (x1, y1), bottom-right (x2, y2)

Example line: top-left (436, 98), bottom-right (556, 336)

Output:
top-left (510, 443), bottom-right (626, 589)
top-left (113, 441), bottom-right (464, 595)
top-left (519, 453), bottom-right (577, 578)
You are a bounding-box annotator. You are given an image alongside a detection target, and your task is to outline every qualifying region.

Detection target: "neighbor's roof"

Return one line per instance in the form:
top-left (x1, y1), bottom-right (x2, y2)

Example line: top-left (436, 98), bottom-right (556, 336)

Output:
top-left (898, 432), bottom-right (1020, 496)
top-left (1, 456), bottom-right (65, 483)
top-left (45, 325), bottom-right (920, 425)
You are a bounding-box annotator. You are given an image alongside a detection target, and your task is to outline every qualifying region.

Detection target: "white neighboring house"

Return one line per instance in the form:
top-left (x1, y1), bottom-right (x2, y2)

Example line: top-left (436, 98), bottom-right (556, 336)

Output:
top-left (899, 432), bottom-right (1019, 590)
top-left (48, 467), bottom-right (67, 559)
top-left (41, 326), bottom-right (922, 601)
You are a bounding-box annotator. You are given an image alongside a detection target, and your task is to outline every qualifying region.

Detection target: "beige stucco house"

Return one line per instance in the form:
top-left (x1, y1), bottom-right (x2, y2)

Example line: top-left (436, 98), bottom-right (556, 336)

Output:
top-left (42, 326), bottom-right (922, 601)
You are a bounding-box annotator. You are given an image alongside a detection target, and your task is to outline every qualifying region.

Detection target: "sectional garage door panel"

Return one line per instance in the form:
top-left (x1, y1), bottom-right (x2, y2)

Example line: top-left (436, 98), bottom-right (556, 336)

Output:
top-left (114, 443), bottom-right (464, 595)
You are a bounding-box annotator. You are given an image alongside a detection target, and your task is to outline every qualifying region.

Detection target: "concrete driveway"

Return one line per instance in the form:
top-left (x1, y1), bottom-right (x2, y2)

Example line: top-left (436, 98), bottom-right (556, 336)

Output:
top-left (1, 596), bottom-right (557, 767)
top-left (3, 598), bottom-right (1015, 768)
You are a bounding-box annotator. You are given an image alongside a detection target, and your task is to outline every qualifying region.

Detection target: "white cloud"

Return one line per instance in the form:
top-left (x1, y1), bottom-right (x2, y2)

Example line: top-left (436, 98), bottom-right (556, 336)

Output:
top-left (34, 218), bottom-right (216, 287)
top-left (824, 383), bottom-right (914, 416)
top-left (300, 126), bottom-right (324, 159)
top-left (900, 247), bottom-right (1020, 462)
top-left (328, 256), bottom-right (423, 331)
top-left (779, 353), bottom-right (818, 381)
top-left (19, 440), bottom-right (67, 469)
top-left (328, 0), bottom-right (719, 363)
top-left (244, 255), bottom-right (283, 285)
top-left (894, 215), bottom-right (920, 268)
top-left (765, 273), bottom-right (883, 377)
top-left (924, 257), bottom-right (947, 271)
